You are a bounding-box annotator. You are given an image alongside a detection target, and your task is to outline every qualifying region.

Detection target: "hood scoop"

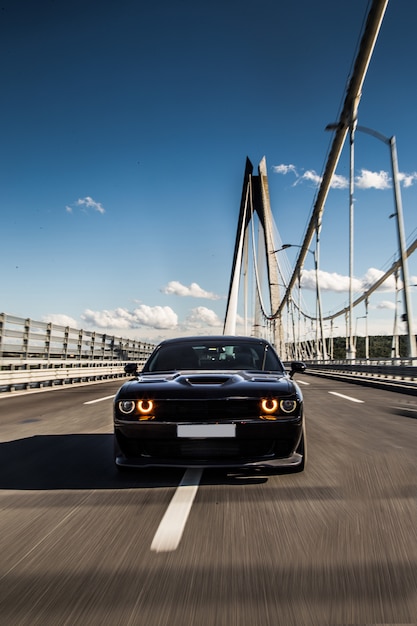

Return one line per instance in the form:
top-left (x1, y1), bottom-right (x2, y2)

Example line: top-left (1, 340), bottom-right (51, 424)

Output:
top-left (250, 375), bottom-right (282, 383)
top-left (185, 375), bottom-right (232, 386)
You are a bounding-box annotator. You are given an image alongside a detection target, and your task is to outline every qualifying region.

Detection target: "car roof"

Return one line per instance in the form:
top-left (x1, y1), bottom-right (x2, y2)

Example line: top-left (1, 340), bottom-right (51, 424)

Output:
top-left (155, 336), bottom-right (273, 347)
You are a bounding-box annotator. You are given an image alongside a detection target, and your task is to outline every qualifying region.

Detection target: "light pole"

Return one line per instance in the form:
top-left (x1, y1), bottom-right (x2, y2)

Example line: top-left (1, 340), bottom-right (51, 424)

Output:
top-left (326, 122), bottom-right (417, 359)
top-left (392, 269), bottom-right (400, 359)
top-left (328, 322), bottom-right (339, 360)
top-left (273, 242), bottom-right (327, 361)
top-left (364, 296), bottom-right (369, 360)
top-left (355, 315), bottom-right (366, 356)
top-left (357, 127), bottom-right (416, 358)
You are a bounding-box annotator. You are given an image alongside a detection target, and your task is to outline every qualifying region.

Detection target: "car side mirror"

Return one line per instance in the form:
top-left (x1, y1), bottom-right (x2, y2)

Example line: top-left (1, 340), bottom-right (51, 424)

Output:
top-left (124, 362), bottom-right (138, 376)
top-left (288, 361), bottom-right (306, 379)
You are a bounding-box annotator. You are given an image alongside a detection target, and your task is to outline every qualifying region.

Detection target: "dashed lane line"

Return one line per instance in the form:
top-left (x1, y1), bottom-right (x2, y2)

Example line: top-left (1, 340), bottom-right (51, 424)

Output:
top-left (84, 395), bottom-right (115, 404)
top-left (328, 391), bottom-right (364, 403)
top-left (151, 468), bottom-right (203, 553)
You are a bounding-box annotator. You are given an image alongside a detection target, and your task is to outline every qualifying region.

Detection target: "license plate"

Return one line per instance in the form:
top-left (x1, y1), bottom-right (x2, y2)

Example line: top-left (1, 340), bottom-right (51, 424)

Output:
top-left (177, 424), bottom-right (236, 438)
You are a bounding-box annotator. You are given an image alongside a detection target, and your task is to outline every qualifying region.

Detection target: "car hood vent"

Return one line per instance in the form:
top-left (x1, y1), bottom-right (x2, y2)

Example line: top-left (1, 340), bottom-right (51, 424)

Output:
top-left (185, 375), bottom-right (232, 385)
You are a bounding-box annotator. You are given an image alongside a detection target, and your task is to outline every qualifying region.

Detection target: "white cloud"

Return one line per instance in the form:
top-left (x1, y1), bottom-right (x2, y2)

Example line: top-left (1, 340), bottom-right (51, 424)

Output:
top-left (301, 269), bottom-right (357, 292)
top-left (42, 314), bottom-right (79, 327)
top-left (274, 161), bottom-right (417, 193)
top-left (77, 196), bottom-right (105, 213)
top-left (398, 172), bottom-right (417, 188)
top-left (330, 173), bottom-right (348, 189)
top-left (296, 170), bottom-right (320, 186)
top-left (354, 169), bottom-right (417, 190)
top-left (301, 267), bottom-right (401, 294)
top-left (161, 281), bottom-right (221, 300)
top-left (361, 268), bottom-right (399, 292)
top-left (273, 164), bottom-right (347, 189)
top-left (374, 300), bottom-right (396, 310)
top-left (81, 305), bottom-right (178, 330)
top-left (185, 306), bottom-right (223, 328)
top-left (355, 169), bottom-right (391, 190)
top-left (272, 164), bottom-right (298, 176)
top-left (66, 196), bottom-right (105, 214)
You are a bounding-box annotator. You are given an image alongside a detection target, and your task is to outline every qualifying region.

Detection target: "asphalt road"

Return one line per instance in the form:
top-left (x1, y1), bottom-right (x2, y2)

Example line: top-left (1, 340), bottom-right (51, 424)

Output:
top-left (0, 376), bottom-right (416, 625)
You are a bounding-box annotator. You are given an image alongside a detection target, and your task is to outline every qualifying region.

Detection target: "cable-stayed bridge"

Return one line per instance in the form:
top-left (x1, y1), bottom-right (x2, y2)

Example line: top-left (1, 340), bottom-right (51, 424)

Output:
top-left (222, 153), bottom-right (417, 362)
top-left (1, 0), bottom-right (416, 386)
top-left (223, 0), bottom-right (416, 361)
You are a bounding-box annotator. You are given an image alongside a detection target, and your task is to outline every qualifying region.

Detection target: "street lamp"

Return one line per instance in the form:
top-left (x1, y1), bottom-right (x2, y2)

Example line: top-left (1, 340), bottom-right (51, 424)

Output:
top-left (325, 122), bottom-right (417, 359)
top-left (273, 242), bottom-right (327, 360)
top-left (354, 315), bottom-right (366, 355)
top-left (364, 295), bottom-right (369, 360)
top-left (358, 127), bottom-right (416, 359)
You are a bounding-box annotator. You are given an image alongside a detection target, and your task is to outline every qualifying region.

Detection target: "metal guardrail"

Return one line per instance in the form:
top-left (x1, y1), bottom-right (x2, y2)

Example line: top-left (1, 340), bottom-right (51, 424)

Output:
top-left (306, 360), bottom-right (417, 377)
top-left (0, 313), bottom-right (155, 361)
top-left (0, 313), bottom-right (155, 394)
top-left (304, 360), bottom-right (417, 395)
top-left (0, 361), bottom-right (132, 393)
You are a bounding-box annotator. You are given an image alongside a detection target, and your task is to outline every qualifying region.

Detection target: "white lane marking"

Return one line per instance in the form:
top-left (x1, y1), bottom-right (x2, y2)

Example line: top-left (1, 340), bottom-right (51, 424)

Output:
top-left (297, 380), bottom-right (310, 385)
top-left (151, 468), bottom-right (203, 553)
top-left (84, 395), bottom-right (115, 405)
top-left (329, 391), bottom-right (364, 403)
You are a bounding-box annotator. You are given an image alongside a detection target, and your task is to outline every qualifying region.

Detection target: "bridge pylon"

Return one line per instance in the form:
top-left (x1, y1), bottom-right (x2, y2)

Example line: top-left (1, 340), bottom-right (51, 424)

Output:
top-left (223, 157), bottom-right (283, 352)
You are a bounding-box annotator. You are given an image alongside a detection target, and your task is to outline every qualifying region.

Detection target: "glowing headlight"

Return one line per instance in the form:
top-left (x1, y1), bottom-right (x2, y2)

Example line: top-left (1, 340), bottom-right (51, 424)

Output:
top-left (261, 398), bottom-right (279, 414)
top-left (137, 400), bottom-right (154, 414)
top-left (280, 399), bottom-right (297, 413)
top-left (118, 400), bottom-right (135, 414)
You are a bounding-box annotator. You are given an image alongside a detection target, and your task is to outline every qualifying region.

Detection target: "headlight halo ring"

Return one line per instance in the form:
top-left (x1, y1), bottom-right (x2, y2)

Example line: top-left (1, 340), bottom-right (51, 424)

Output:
top-left (280, 399), bottom-right (297, 414)
top-left (118, 400), bottom-right (136, 414)
top-left (260, 398), bottom-right (279, 414)
top-left (137, 399), bottom-right (154, 414)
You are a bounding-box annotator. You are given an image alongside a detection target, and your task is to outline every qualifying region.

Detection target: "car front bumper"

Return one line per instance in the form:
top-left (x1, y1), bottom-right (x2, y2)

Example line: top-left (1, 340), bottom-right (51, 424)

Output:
top-left (114, 418), bottom-right (303, 469)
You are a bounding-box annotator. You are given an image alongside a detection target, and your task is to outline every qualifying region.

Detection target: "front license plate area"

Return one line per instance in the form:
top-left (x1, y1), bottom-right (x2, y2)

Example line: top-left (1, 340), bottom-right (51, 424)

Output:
top-left (177, 424), bottom-right (236, 438)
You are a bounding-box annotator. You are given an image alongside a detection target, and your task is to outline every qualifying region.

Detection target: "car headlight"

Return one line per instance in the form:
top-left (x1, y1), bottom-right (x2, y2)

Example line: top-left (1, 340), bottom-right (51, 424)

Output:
top-left (280, 399), bottom-right (297, 413)
top-left (117, 399), bottom-right (155, 420)
top-left (137, 400), bottom-right (154, 414)
top-left (136, 399), bottom-right (155, 420)
top-left (118, 400), bottom-right (135, 414)
top-left (261, 398), bottom-right (279, 414)
top-left (259, 397), bottom-right (298, 419)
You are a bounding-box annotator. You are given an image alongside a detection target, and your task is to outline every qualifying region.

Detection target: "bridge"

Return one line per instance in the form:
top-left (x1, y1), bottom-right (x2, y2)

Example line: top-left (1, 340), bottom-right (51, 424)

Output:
top-left (223, 0), bottom-right (416, 362)
top-left (0, 1), bottom-right (416, 624)
top-left (1, 1), bottom-right (417, 393)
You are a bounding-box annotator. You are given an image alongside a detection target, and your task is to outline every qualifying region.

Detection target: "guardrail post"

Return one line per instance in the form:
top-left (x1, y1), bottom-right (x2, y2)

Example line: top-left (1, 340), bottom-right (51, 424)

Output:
top-left (23, 318), bottom-right (30, 359)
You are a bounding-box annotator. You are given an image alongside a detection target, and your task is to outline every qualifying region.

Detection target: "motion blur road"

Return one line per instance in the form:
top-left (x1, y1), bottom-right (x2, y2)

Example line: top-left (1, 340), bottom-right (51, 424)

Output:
top-left (0, 374), bottom-right (416, 625)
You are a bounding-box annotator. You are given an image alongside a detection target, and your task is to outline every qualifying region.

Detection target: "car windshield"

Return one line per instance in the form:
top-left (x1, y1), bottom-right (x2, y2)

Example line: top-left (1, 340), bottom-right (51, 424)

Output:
top-left (144, 340), bottom-right (284, 373)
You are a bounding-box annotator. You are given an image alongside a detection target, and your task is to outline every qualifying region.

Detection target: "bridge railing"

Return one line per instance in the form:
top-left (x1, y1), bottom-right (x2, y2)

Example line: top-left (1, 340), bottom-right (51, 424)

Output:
top-left (301, 358), bottom-right (417, 395)
top-left (0, 313), bottom-right (155, 393)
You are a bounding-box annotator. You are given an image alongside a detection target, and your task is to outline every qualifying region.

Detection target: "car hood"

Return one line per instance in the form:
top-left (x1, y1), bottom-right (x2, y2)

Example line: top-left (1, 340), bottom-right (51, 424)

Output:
top-left (117, 370), bottom-right (300, 399)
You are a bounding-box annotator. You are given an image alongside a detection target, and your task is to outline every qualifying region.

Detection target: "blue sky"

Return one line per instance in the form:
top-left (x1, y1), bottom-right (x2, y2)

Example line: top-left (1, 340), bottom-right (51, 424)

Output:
top-left (1, 0), bottom-right (417, 343)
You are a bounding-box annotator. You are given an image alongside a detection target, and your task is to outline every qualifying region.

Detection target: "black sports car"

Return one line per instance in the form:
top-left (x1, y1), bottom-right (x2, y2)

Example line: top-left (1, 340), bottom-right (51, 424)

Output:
top-left (114, 336), bottom-right (306, 471)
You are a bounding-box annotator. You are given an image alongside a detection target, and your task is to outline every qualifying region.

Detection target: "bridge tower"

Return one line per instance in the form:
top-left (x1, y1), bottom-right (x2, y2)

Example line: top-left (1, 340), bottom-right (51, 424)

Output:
top-left (223, 157), bottom-right (283, 351)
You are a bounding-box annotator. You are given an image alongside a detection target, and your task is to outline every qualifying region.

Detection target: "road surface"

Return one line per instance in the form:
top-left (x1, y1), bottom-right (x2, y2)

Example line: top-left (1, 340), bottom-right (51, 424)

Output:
top-left (0, 375), bottom-right (416, 625)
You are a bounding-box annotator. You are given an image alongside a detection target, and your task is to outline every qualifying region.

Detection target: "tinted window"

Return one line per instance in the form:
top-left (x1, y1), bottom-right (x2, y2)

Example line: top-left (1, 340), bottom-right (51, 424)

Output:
top-left (145, 341), bottom-right (284, 372)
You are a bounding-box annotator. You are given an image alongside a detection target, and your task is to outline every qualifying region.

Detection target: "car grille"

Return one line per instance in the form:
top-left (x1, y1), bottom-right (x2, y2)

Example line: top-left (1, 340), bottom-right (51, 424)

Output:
top-left (152, 399), bottom-right (260, 422)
